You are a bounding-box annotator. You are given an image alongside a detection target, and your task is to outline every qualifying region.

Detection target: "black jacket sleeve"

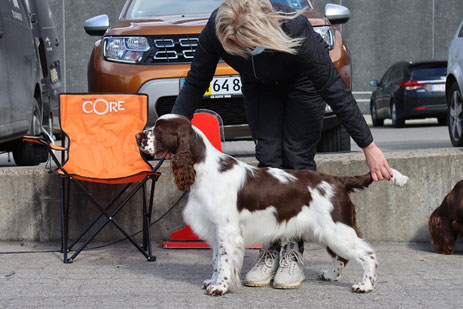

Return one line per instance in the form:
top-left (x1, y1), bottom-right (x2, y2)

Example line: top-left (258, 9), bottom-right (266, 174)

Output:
top-left (293, 17), bottom-right (373, 148)
top-left (171, 14), bottom-right (220, 119)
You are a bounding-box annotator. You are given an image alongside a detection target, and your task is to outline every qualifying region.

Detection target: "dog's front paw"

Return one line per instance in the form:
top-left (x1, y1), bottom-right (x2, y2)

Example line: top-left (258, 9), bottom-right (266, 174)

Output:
top-left (319, 270), bottom-right (340, 281)
top-left (202, 279), bottom-right (213, 290)
top-left (206, 283), bottom-right (228, 296)
top-left (351, 280), bottom-right (374, 293)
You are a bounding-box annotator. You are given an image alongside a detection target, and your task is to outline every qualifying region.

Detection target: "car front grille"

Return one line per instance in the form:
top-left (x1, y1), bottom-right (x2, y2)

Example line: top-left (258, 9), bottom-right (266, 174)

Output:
top-left (142, 35), bottom-right (199, 64)
top-left (156, 96), bottom-right (247, 125)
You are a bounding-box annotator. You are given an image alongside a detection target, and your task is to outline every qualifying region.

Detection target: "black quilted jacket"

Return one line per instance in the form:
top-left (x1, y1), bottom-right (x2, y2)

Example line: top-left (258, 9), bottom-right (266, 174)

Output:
top-left (172, 3), bottom-right (373, 148)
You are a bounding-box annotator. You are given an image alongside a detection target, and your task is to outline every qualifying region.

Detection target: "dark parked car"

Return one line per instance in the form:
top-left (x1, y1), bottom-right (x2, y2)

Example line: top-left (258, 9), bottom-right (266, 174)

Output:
top-left (369, 61), bottom-right (447, 128)
top-left (0, 0), bottom-right (62, 165)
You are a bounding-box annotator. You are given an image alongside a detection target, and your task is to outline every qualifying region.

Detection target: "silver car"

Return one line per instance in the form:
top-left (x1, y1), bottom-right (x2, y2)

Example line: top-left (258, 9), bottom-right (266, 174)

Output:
top-left (0, 0), bottom-right (62, 165)
top-left (446, 20), bottom-right (463, 147)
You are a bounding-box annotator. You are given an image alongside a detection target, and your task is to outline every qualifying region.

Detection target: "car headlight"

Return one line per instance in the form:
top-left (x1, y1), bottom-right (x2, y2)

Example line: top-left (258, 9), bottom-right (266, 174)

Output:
top-left (313, 26), bottom-right (335, 50)
top-left (103, 37), bottom-right (150, 63)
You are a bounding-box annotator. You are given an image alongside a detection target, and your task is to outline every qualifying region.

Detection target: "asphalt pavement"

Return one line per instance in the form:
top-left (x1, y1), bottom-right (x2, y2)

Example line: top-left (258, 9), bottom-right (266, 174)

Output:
top-left (0, 241), bottom-right (462, 308)
top-left (221, 116), bottom-right (452, 156)
top-left (352, 116), bottom-right (452, 152)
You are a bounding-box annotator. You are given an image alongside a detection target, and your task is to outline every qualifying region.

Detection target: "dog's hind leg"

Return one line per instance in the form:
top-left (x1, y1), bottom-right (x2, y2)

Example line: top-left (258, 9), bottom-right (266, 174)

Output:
top-left (205, 225), bottom-right (245, 296)
top-left (319, 247), bottom-right (348, 281)
top-left (322, 224), bottom-right (378, 293)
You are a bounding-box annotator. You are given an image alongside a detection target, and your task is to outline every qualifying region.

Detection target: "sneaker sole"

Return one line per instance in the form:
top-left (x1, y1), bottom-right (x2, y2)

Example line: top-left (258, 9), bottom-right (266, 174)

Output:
top-left (243, 281), bottom-right (271, 287)
top-left (272, 280), bottom-right (304, 289)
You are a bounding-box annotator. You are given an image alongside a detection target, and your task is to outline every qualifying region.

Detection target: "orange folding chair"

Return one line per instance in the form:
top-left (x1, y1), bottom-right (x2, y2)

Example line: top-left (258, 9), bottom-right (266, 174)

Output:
top-left (24, 93), bottom-right (163, 263)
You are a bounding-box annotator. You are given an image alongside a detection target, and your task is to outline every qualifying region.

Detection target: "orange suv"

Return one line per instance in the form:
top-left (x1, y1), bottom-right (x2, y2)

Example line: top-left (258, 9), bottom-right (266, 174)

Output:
top-left (86, 0), bottom-right (352, 152)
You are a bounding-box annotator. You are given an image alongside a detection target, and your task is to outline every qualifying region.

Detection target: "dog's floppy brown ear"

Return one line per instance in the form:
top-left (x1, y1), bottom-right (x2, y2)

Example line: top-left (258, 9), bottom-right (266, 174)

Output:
top-left (170, 123), bottom-right (195, 191)
top-left (428, 204), bottom-right (456, 255)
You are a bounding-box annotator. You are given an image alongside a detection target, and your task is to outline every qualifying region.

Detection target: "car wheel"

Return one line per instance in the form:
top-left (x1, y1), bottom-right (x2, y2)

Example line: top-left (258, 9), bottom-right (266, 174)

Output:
top-left (391, 101), bottom-right (405, 128)
top-left (370, 101), bottom-right (384, 127)
top-left (12, 103), bottom-right (49, 166)
top-left (448, 83), bottom-right (463, 147)
top-left (317, 125), bottom-right (351, 152)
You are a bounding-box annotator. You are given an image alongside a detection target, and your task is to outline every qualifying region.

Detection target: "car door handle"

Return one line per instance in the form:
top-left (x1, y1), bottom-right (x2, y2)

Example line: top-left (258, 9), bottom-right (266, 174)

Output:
top-left (0, 31), bottom-right (3, 39)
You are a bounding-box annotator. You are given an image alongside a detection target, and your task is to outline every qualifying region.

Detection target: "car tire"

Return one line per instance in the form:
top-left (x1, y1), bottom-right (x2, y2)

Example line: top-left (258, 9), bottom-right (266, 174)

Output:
top-left (391, 101), bottom-right (405, 128)
top-left (370, 101), bottom-right (384, 127)
top-left (317, 125), bottom-right (351, 153)
top-left (437, 115), bottom-right (448, 126)
top-left (447, 82), bottom-right (463, 147)
top-left (12, 103), bottom-right (49, 166)
top-left (13, 140), bottom-right (49, 166)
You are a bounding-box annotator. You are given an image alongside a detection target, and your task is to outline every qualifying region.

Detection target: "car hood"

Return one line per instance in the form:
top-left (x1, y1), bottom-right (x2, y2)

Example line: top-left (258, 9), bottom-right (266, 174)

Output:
top-left (106, 11), bottom-right (327, 36)
top-left (107, 14), bottom-right (211, 36)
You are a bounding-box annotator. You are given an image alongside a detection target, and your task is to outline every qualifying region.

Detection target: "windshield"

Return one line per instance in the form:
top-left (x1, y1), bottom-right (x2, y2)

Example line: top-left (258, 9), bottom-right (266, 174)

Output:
top-left (272, 0), bottom-right (310, 10)
top-left (410, 67), bottom-right (447, 80)
top-left (123, 0), bottom-right (310, 20)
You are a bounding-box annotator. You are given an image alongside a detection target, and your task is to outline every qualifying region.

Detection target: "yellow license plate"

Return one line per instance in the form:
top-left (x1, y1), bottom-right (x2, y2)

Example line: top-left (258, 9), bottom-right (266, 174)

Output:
top-left (180, 76), bottom-right (242, 98)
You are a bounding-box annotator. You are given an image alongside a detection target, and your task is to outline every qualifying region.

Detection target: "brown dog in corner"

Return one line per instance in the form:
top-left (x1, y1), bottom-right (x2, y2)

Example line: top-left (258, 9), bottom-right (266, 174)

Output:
top-left (428, 179), bottom-right (463, 254)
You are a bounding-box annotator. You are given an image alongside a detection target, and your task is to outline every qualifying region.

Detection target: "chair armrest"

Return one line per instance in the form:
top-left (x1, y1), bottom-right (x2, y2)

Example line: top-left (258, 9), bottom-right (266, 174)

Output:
top-left (23, 135), bottom-right (67, 151)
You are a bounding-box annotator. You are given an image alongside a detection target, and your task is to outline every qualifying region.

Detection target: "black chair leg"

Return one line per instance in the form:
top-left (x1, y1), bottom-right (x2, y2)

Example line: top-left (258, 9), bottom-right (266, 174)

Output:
top-left (60, 178), bottom-right (66, 260)
top-left (60, 177), bottom-right (71, 263)
top-left (64, 178), bottom-right (71, 263)
top-left (143, 185), bottom-right (155, 262)
top-left (141, 180), bottom-right (156, 262)
top-left (146, 178), bottom-right (156, 261)
top-left (142, 183), bottom-right (147, 251)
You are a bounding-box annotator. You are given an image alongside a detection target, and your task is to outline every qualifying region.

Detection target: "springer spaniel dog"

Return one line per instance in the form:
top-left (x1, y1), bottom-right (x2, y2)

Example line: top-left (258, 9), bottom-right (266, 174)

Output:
top-left (136, 114), bottom-right (409, 296)
top-left (428, 179), bottom-right (463, 254)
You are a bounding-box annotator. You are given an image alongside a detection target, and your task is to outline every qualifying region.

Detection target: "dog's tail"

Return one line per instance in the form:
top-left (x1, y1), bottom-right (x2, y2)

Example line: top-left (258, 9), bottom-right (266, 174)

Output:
top-left (339, 168), bottom-right (409, 193)
top-left (389, 168), bottom-right (409, 187)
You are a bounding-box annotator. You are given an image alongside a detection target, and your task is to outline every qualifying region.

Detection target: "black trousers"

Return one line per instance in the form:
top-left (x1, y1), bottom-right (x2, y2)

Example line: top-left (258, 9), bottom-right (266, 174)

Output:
top-left (242, 75), bottom-right (326, 253)
top-left (242, 75), bottom-right (325, 171)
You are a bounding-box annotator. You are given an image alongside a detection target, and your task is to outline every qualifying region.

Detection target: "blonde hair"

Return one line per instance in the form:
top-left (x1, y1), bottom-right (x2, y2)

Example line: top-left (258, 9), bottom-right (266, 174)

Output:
top-left (215, 0), bottom-right (304, 58)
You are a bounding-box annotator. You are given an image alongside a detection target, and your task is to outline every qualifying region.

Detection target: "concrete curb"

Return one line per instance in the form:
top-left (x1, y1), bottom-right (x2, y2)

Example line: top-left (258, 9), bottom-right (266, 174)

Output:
top-left (1, 148), bottom-right (462, 243)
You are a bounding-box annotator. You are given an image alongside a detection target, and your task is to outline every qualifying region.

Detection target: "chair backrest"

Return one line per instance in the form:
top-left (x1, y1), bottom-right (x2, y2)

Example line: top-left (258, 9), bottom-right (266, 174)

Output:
top-left (191, 112), bottom-right (223, 152)
top-left (59, 93), bottom-right (152, 181)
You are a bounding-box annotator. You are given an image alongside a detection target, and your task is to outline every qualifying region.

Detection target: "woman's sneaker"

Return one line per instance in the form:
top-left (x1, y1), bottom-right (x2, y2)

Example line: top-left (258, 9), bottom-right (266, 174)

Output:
top-left (244, 248), bottom-right (280, 287)
top-left (273, 241), bottom-right (305, 289)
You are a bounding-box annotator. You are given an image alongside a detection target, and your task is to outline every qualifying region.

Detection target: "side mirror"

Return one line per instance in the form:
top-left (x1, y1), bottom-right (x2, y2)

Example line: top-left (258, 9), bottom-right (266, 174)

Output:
top-left (84, 14), bottom-right (109, 36)
top-left (325, 4), bottom-right (350, 25)
top-left (370, 80), bottom-right (379, 87)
